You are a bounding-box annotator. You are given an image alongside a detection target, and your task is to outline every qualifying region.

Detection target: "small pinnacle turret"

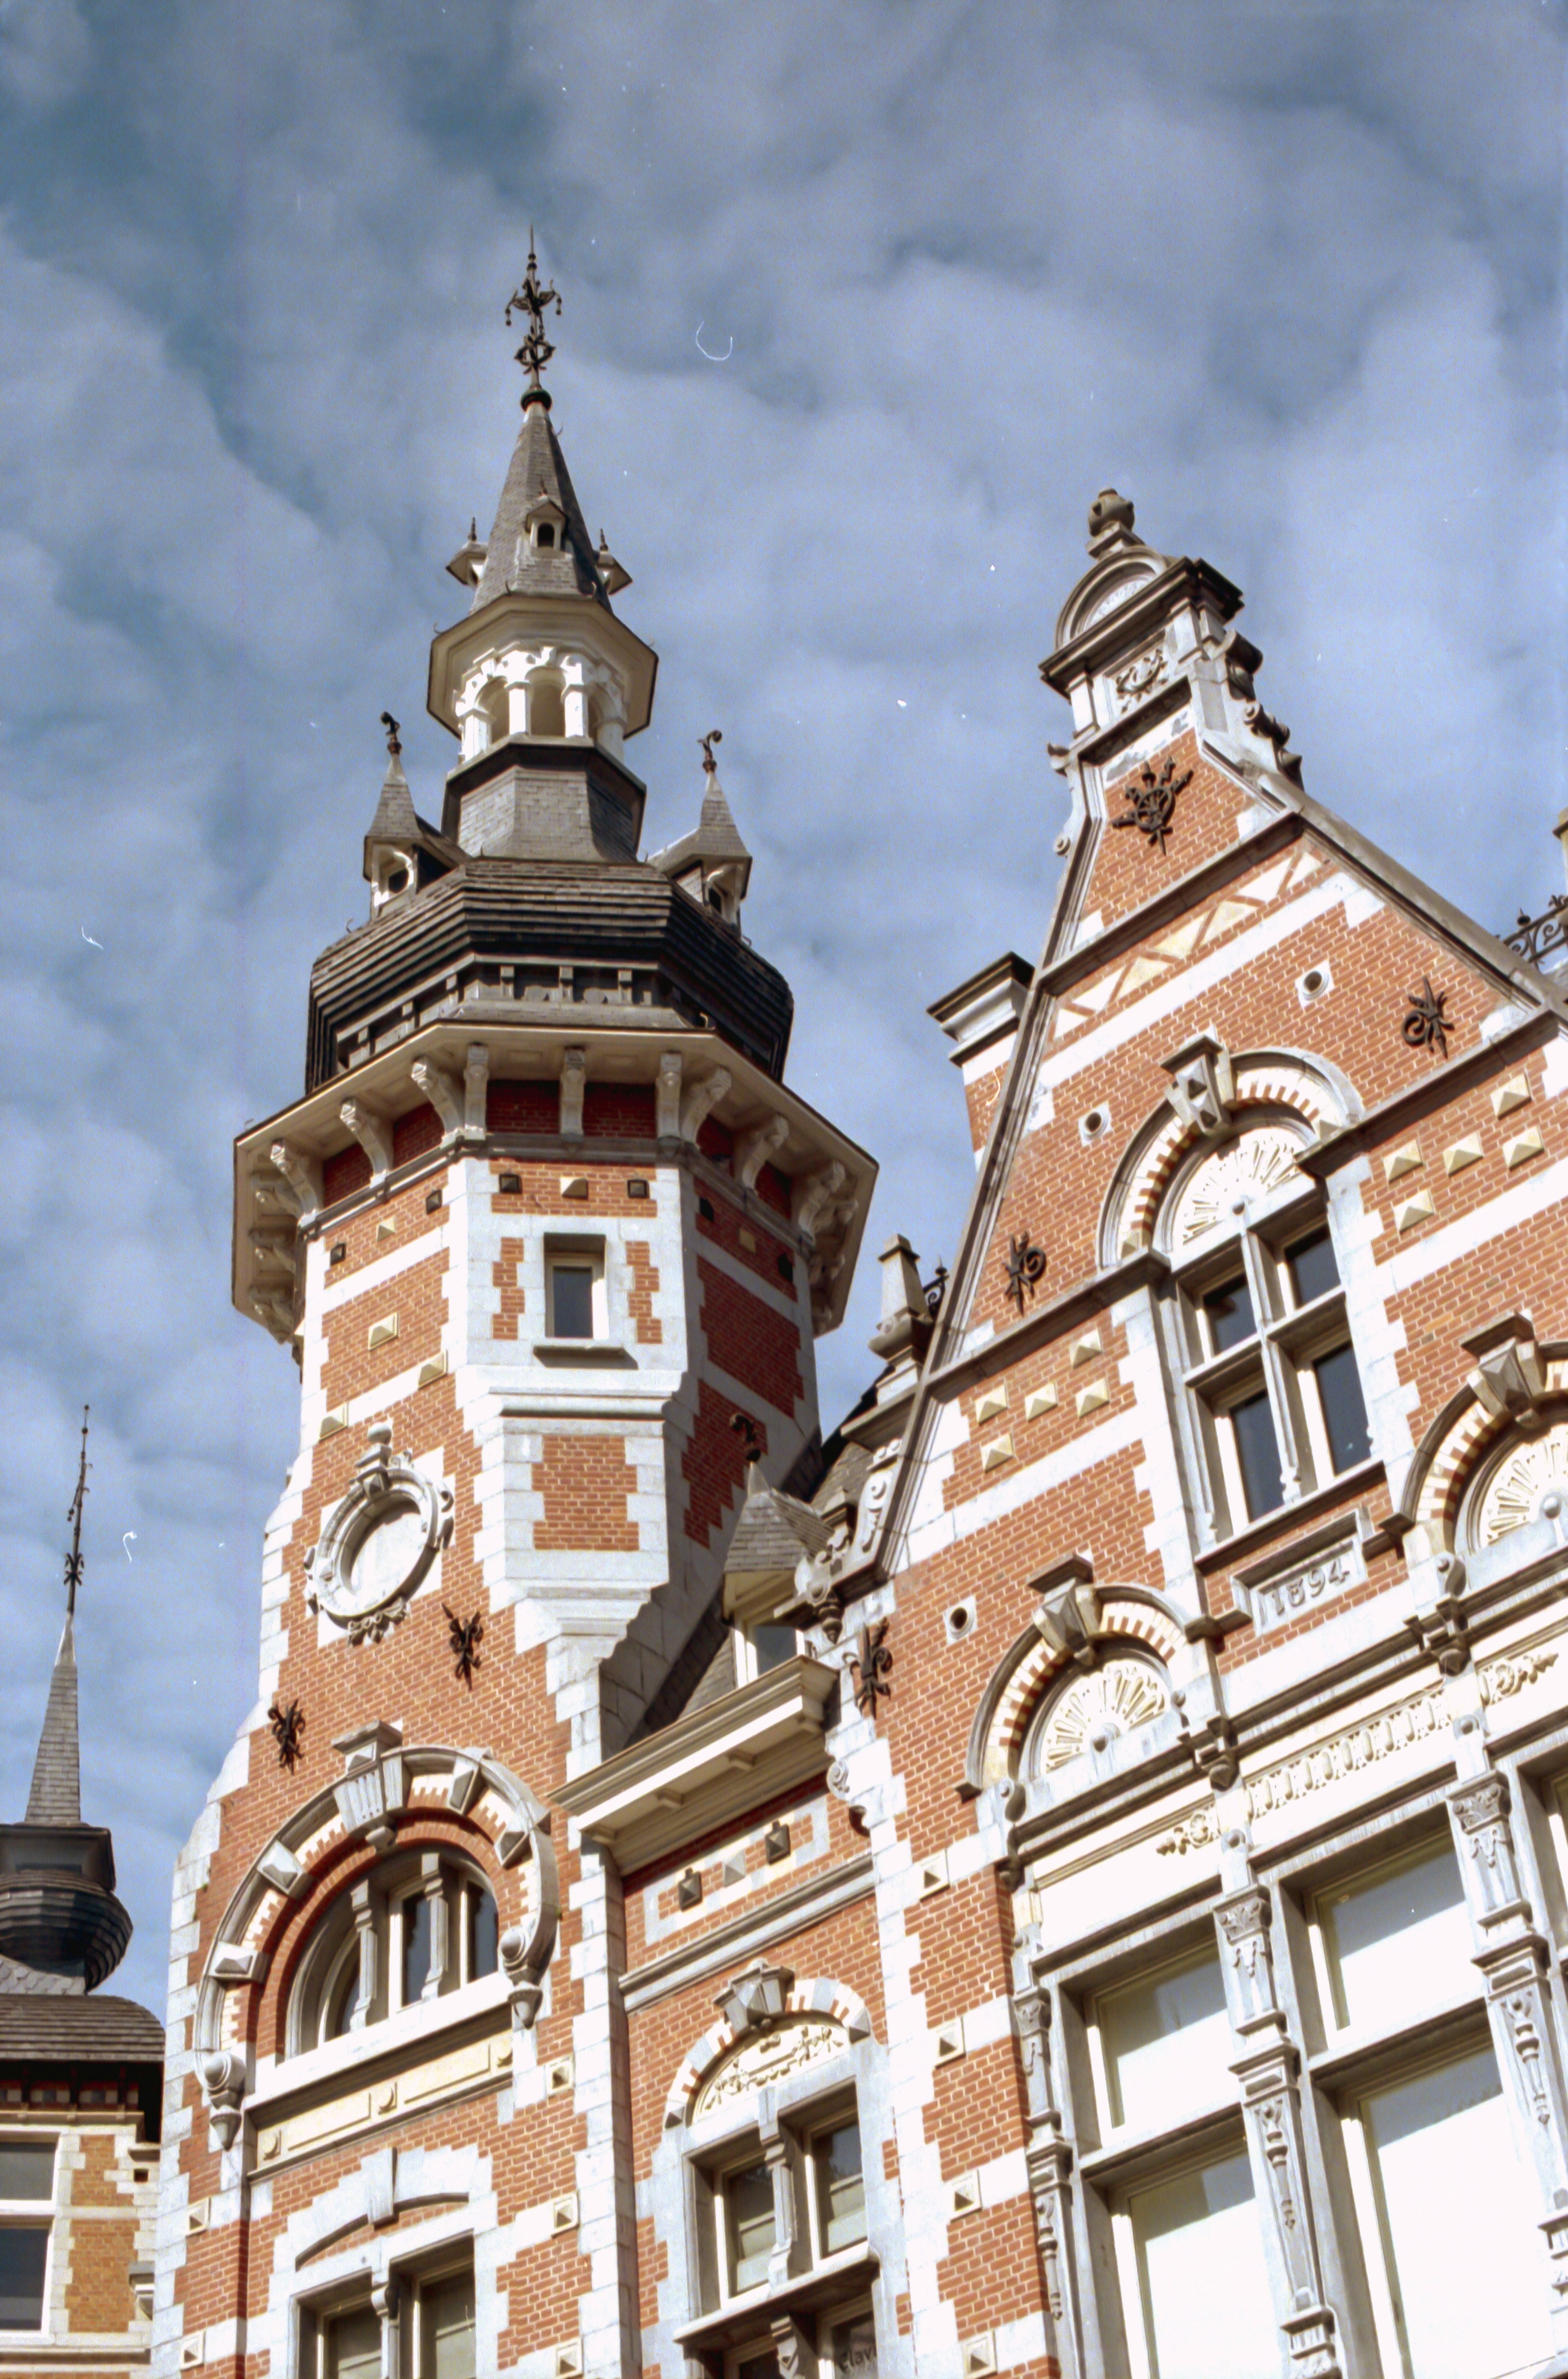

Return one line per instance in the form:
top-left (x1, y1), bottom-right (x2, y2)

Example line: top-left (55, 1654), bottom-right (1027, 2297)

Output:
top-left (647, 734), bottom-right (754, 926)
top-left (0, 1411), bottom-right (133, 1992)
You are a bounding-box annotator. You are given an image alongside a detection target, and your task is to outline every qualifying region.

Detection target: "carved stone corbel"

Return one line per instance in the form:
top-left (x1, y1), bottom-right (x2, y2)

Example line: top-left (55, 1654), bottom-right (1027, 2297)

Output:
top-left (268, 1141), bottom-right (321, 1220)
top-left (736, 1113), bottom-right (789, 1190)
top-left (199, 2049), bottom-right (247, 2151)
top-left (655, 1051), bottom-right (683, 1140)
top-left (792, 1162), bottom-right (846, 1243)
top-left (680, 1066), bottom-right (731, 1143)
top-left (1404, 1549), bottom-right (1471, 1675)
top-left (251, 1291), bottom-right (298, 1341)
top-left (1160, 1031), bottom-right (1237, 1140)
top-left (411, 1058), bottom-right (464, 1142)
top-left (1461, 1312), bottom-right (1550, 1435)
top-left (340, 1099), bottom-right (393, 1180)
top-left (559, 1047), bottom-right (587, 1138)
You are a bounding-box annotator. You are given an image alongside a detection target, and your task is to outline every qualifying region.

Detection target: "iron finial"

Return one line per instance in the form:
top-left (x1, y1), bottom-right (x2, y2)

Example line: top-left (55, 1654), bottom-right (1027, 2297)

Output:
top-left (63, 1406), bottom-right (89, 1618)
top-left (505, 232), bottom-right (563, 400)
top-left (700, 728), bottom-right (722, 778)
top-left (380, 711), bottom-right (402, 757)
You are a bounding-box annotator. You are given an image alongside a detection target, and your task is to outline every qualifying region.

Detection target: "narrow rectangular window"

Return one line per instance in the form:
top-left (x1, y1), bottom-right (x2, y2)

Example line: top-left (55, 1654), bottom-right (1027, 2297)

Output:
top-left (1228, 1389), bottom-right (1285, 1517)
top-left (1356, 2046), bottom-right (1551, 2379)
top-left (465, 1887), bottom-right (498, 1983)
top-left (401, 1894), bottom-right (433, 2006)
top-left (1315, 1840), bottom-right (1474, 2034)
top-left (549, 1261), bottom-right (596, 1339)
top-left (722, 2161), bottom-right (776, 2294)
top-left (420, 2268), bottom-right (476, 2379)
top-left (1117, 2151), bottom-right (1279, 2379)
top-left (1202, 1274), bottom-right (1257, 1353)
top-left (0, 2229), bottom-right (48, 2331)
top-left (322, 2305), bottom-right (381, 2379)
top-left (813, 2120), bottom-right (866, 2254)
top-left (1094, 1948), bottom-right (1233, 2134)
top-left (1285, 1227), bottom-right (1339, 1307)
top-left (747, 1621), bottom-right (800, 1678)
top-left (1311, 1342), bottom-right (1371, 1472)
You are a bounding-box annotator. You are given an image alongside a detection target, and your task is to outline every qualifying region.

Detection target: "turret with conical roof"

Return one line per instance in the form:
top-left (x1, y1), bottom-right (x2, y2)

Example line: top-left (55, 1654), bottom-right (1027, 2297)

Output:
top-left (0, 1415), bottom-right (133, 1994)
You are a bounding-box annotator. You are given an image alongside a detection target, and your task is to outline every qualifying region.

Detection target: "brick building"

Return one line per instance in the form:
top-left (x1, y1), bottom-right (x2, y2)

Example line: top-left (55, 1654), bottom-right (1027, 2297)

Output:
top-left (155, 259), bottom-right (1568, 2379)
top-left (0, 1432), bottom-right (164, 2370)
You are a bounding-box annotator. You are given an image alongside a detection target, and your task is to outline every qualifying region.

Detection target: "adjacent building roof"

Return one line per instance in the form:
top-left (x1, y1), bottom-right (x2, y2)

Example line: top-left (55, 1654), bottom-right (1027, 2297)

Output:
top-left (0, 1993), bottom-right (163, 2061)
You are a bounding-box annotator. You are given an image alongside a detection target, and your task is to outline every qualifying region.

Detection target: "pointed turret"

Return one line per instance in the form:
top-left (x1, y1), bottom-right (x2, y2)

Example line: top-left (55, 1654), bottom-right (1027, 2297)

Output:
top-left (0, 1415), bottom-right (132, 1992)
top-left (362, 713), bottom-right (459, 915)
top-left (467, 394), bottom-right (610, 614)
top-left (648, 732), bottom-right (755, 924)
top-left (25, 1616), bottom-right (80, 1827)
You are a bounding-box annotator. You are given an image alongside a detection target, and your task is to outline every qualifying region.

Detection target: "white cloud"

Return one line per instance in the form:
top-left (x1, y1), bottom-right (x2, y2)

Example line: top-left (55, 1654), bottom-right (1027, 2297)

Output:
top-left (0, 0), bottom-right (1561, 2010)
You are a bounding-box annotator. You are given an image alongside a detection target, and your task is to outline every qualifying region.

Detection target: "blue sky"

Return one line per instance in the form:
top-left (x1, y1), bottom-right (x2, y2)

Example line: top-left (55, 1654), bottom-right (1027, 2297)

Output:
top-left (0, 0), bottom-right (1563, 2011)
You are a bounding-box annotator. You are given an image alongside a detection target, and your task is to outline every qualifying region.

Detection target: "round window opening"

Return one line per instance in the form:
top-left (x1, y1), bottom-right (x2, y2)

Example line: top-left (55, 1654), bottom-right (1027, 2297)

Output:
top-left (1027, 1652), bottom-right (1170, 1775)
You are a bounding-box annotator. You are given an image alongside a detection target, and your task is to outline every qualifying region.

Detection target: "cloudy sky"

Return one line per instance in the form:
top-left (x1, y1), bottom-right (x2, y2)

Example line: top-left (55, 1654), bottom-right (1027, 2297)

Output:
top-left (0, 0), bottom-right (1563, 2011)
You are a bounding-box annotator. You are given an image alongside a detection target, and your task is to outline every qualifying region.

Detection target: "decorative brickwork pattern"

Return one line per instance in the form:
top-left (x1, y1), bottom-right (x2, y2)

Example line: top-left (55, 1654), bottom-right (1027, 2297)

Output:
top-left (533, 1433), bottom-right (639, 1552)
top-left (625, 1240), bottom-right (662, 1344)
top-left (492, 1234), bottom-right (527, 1340)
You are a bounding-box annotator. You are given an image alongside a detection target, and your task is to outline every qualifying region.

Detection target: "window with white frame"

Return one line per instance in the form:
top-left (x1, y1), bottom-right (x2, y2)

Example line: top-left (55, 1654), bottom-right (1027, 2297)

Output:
top-left (1301, 1834), bottom-right (1552, 2379)
top-left (545, 1242), bottom-right (606, 1341)
top-left (700, 2108), bottom-right (868, 2311)
top-left (306, 2256), bottom-right (475, 2379)
top-left (288, 1851), bottom-right (498, 2056)
top-left (732, 1616), bottom-right (802, 1685)
top-left (1082, 1947), bottom-right (1278, 2379)
top-left (0, 2135), bottom-right (54, 2334)
top-left (1164, 1130), bottom-right (1371, 1539)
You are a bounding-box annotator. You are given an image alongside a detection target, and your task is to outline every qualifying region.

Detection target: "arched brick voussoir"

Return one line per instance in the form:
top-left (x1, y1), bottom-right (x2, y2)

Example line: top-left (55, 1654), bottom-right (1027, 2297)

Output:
top-left (1402, 1350), bottom-right (1568, 1548)
top-left (191, 1742), bottom-right (559, 2113)
top-left (1098, 1052), bottom-right (1358, 1268)
top-left (662, 1975), bottom-right (876, 2132)
top-left (964, 1592), bottom-right (1186, 1794)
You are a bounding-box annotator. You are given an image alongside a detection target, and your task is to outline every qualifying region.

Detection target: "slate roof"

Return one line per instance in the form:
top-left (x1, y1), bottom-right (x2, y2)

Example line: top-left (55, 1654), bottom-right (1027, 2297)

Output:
top-left (649, 778), bottom-right (754, 883)
top-left (25, 1619), bottom-right (79, 1828)
top-left (0, 1994), bottom-right (162, 2060)
top-left (726, 1478), bottom-right (829, 1573)
top-left (470, 399), bottom-right (609, 614)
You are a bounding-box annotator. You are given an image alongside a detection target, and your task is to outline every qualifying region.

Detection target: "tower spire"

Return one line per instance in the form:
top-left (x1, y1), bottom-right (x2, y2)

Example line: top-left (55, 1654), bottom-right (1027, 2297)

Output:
top-left (25, 1410), bottom-right (88, 1827)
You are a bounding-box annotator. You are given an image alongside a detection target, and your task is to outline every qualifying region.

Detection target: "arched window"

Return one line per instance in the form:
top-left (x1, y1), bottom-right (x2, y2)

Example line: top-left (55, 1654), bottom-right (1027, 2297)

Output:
top-left (479, 678), bottom-right (508, 750)
top-left (527, 672), bottom-right (566, 738)
top-left (1160, 1120), bottom-right (1372, 1541)
top-left (287, 1850), bottom-right (500, 2057)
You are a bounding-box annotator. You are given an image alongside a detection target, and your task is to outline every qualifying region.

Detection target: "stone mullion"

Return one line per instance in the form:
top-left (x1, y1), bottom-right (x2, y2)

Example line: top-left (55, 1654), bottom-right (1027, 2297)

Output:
top-left (1446, 1770), bottom-right (1568, 2333)
top-left (1011, 1980), bottom-right (1084, 2379)
top-left (1214, 1888), bottom-right (1342, 2379)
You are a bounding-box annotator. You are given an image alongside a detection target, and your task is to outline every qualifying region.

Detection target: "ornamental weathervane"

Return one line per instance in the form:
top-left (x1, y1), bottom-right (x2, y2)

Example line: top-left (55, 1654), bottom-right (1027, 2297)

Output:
top-left (64, 1407), bottom-right (89, 1615)
top-left (505, 229), bottom-right (562, 399)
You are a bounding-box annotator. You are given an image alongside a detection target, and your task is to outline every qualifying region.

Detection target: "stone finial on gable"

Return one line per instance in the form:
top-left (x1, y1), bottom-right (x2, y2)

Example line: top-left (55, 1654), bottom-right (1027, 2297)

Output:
top-left (715, 1959), bottom-right (795, 2038)
top-left (1160, 1031), bottom-right (1236, 1140)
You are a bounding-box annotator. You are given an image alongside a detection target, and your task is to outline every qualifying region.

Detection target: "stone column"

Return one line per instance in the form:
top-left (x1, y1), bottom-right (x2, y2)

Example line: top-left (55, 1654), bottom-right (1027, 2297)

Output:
top-left (1447, 1764), bottom-right (1568, 2358)
top-left (1213, 1883), bottom-right (1342, 2379)
top-left (1010, 1976), bottom-right (1083, 2379)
